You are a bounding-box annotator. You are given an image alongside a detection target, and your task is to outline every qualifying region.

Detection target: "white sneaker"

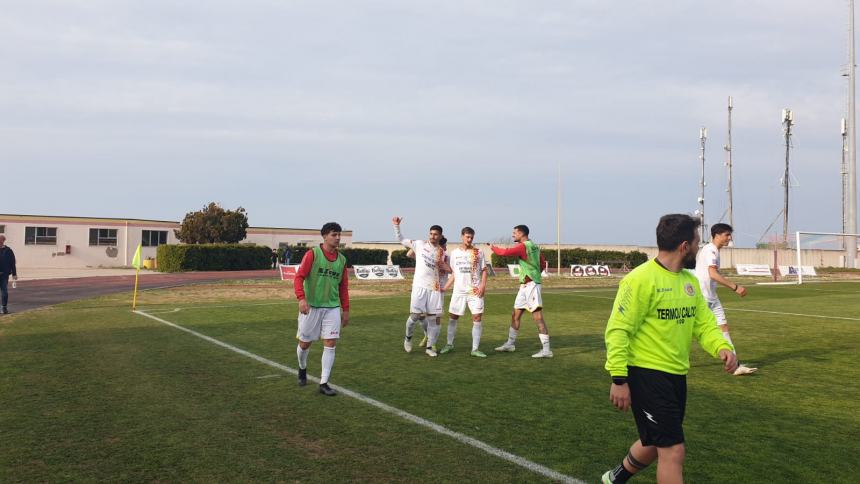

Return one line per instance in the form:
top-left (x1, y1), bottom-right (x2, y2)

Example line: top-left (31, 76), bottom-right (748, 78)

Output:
top-left (425, 347), bottom-right (438, 357)
top-left (531, 349), bottom-right (554, 358)
top-left (404, 338), bottom-right (412, 353)
top-left (494, 343), bottom-right (516, 352)
top-left (600, 470), bottom-right (614, 484)
top-left (733, 364), bottom-right (757, 376)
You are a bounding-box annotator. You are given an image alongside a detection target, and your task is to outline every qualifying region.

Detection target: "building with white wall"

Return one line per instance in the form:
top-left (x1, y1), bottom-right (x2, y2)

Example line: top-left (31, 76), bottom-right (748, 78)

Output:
top-left (0, 214), bottom-right (352, 269)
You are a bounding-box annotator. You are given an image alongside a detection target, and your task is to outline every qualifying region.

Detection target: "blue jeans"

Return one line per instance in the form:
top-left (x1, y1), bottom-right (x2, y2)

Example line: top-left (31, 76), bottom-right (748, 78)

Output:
top-left (0, 273), bottom-right (8, 308)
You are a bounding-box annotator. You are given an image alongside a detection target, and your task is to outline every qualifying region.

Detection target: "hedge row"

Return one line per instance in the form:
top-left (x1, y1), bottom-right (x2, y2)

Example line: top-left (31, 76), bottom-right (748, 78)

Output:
top-left (156, 244), bottom-right (272, 272)
top-left (390, 249), bottom-right (416, 268)
top-left (277, 245), bottom-right (388, 267)
top-left (491, 248), bottom-right (648, 269)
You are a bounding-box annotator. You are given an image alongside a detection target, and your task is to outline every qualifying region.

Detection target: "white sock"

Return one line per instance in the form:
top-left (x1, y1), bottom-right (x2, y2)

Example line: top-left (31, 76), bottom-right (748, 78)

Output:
top-left (722, 331), bottom-right (737, 356)
top-left (507, 327), bottom-right (519, 345)
top-left (472, 323), bottom-right (483, 351)
top-left (428, 322), bottom-right (441, 347)
top-left (297, 345), bottom-right (309, 370)
top-left (320, 346), bottom-right (336, 384)
top-left (447, 319), bottom-right (458, 345)
top-left (406, 316), bottom-right (418, 339)
top-left (539, 333), bottom-right (550, 351)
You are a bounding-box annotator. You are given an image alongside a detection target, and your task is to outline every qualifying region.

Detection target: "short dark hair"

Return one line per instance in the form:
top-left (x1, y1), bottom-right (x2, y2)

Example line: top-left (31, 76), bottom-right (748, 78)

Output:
top-left (711, 223), bottom-right (733, 238)
top-left (440, 237), bottom-right (448, 245)
top-left (514, 225), bottom-right (529, 236)
top-left (656, 214), bottom-right (700, 251)
top-left (321, 222), bottom-right (342, 236)
top-left (429, 225), bottom-right (443, 234)
top-left (461, 226), bottom-right (475, 236)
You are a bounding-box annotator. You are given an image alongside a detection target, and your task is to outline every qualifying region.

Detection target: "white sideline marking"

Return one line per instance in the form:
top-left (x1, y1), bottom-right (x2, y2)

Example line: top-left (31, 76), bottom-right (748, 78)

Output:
top-left (133, 309), bottom-right (584, 484)
top-left (724, 307), bottom-right (860, 322)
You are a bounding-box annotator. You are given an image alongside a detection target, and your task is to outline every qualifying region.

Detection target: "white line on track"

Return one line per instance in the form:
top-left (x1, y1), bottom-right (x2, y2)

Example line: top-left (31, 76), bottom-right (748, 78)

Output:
top-left (133, 309), bottom-right (585, 484)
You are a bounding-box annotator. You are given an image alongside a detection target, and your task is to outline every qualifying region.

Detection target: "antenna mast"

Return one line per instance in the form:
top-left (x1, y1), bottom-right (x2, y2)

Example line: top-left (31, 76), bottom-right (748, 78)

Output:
top-left (782, 108), bottom-right (794, 245)
top-left (698, 127), bottom-right (708, 243)
top-left (725, 96), bottom-right (734, 230)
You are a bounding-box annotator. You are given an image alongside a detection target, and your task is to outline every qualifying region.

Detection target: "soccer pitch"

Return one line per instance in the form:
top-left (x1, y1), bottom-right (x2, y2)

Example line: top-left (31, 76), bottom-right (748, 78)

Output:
top-left (1, 279), bottom-right (858, 483)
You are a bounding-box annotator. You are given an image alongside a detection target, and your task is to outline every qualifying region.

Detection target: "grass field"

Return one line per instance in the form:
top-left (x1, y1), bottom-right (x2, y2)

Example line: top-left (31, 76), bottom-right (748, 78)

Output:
top-left (1, 276), bottom-right (859, 483)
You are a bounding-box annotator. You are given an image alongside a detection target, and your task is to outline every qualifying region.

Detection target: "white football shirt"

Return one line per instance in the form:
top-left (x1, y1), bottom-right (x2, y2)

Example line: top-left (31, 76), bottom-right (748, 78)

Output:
top-left (695, 242), bottom-right (720, 300)
top-left (395, 225), bottom-right (445, 291)
top-left (449, 247), bottom-right (485, 295)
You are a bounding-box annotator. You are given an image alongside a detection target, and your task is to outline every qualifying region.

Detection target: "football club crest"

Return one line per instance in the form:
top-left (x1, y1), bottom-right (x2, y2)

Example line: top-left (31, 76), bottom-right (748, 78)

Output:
top-left (684, 283), bottom-right (695, 296)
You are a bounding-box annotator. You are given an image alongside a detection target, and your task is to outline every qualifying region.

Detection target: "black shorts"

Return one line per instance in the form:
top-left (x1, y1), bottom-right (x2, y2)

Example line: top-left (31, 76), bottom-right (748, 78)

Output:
top-left (628, 366), bottom-right (687, 448)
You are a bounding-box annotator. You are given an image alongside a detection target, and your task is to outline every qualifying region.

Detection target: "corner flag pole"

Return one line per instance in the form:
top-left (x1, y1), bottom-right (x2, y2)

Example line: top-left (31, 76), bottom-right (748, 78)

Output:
top-left (131, 243), bottom-right (142, 310)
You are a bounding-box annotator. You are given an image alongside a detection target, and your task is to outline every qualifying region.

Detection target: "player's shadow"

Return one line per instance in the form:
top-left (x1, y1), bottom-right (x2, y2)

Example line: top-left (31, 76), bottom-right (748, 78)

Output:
top-left (691, 345), bottom-right (851, 369)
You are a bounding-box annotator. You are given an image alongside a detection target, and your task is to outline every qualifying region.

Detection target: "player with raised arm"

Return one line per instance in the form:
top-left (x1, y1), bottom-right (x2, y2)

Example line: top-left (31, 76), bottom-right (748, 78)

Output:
top-left (441, 227), bottom-right (488, 357)
top-left (393, 217), bottom-right (451, 357)
top-left (694, 223), bottom-right (757, 376)
top-left (490, 224), bottom-right (552, 358)
top-left (601, 214), bottom-right (737, 484)
top-left (293, 222), bottom-right (350, 396)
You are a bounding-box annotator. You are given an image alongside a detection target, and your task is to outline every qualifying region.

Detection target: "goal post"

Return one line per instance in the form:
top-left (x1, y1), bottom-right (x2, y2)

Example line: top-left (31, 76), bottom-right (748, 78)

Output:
top-left (795, 231), bottom-right (860, 284)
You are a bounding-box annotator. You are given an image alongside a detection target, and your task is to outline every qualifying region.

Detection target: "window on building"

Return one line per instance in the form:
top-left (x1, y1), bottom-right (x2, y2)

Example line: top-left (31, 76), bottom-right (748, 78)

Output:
top-left (89, 228), bottom-right (118, 246)
top-left (0, 225), bottom-right (5, 234)
top-left (142, 230), bottom-right (168, 247)
top-left (25, 226), bottom-right (57, 245)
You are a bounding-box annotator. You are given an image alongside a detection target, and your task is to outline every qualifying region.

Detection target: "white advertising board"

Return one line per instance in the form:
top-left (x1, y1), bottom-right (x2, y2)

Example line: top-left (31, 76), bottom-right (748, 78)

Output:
top-left (353, 264), bottom-right (404, 280)
top-left (778, 265), bottom-right (817, 277)
top-left (570, 265), bottom-right (611, 277)
top-left (735, 264), bottom-right (773, 276)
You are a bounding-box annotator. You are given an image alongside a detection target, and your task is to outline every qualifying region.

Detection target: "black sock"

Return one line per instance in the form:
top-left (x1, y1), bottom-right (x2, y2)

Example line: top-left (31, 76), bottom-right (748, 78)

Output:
top-left (608, 462), bottom-right (634, 483)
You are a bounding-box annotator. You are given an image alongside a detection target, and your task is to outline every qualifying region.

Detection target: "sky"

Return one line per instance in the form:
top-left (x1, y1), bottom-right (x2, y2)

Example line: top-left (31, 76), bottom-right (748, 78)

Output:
top-left (1, 1), bottom-right (856, 247)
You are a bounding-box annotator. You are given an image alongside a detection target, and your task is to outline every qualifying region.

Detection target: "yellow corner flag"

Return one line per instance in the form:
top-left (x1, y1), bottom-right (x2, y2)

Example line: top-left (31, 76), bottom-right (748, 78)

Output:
top-left (131, 243), bottom-right (143, 270)
top-left (132, 243), bottom-right (142, 310)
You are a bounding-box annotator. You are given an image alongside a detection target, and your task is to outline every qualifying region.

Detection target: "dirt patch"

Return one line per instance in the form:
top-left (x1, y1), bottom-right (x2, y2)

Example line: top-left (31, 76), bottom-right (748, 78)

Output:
top-left (276, 429), bottom-right (333, 459)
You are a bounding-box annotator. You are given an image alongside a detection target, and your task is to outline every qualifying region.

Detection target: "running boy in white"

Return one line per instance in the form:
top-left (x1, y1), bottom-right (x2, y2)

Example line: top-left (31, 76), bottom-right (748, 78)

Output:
top-left (694, 223), bottom-right (757, 376)
top-left (441, 227), bottom-right (488, 357)
top-left (393, 216), bottom-right (451, 357)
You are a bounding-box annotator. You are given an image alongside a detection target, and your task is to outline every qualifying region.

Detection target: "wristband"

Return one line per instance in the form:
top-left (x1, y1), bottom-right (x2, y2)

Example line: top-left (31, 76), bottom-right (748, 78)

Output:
top-left (612, 377), bottom-right (627, 385)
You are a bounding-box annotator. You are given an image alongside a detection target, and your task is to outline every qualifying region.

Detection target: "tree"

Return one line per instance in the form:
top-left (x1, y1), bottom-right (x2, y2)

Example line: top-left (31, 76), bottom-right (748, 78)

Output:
top-left (174, 202), bottom-right (249, 244)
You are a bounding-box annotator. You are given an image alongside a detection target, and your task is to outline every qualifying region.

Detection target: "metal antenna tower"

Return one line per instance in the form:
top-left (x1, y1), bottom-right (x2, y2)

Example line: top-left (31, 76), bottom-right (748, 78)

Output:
top-left (781, 108), bottom-right (794, 245)
top-left (698, 127), bottom-right (708, 244)
top-left (843, 118), bottom-right (849, 239)
top-left (725, 96), bottom-right (734, 230)
top-left (847, 0), bottom-right (858, 267)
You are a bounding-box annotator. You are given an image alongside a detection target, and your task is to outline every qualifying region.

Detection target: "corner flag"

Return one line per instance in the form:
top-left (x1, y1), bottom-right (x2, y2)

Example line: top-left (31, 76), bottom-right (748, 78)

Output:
top-left (131, 243), bottom-right (143, 269)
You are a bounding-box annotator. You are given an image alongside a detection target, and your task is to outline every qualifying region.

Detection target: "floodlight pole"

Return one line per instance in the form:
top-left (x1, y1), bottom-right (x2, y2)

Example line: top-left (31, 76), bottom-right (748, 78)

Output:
top-left (699, 127), bottom-right (708, 243)
top-left (726, 96), bottom-right (734, 229)
top-left (847, 0), bottom-right (858, 267)
top-left (782, 109), bottom-right (793, 245)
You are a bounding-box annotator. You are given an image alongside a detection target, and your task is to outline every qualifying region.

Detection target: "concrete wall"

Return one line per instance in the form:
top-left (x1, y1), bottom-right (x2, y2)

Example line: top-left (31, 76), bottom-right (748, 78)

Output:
top-left (0, 215), bottom-right (352, 269)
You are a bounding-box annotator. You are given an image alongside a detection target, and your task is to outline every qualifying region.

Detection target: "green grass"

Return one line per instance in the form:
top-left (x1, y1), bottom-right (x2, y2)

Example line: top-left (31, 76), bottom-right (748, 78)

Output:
top-left (1, 281), bottom-right (859, 483)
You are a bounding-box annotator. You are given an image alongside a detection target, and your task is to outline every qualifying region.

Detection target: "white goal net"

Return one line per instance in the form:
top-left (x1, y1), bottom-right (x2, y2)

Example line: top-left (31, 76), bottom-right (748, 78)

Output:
top-left (794, 231), bottom-right (860, 283)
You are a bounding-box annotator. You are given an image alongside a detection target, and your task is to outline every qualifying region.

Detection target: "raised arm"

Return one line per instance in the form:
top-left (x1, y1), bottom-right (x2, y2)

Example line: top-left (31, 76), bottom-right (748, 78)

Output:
top-left (490, 243), bottom-right (527, 260)
top-left (392, 216), bottom-right (415, 249)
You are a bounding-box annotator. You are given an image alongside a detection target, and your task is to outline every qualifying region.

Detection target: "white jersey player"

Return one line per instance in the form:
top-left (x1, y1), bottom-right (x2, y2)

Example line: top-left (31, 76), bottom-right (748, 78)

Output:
top-left (440, 227), bottom-right (488, 357)
top-left (694, 223), bottom-right (757, 376)
top-left (393, 216), bottom-right (451, 357)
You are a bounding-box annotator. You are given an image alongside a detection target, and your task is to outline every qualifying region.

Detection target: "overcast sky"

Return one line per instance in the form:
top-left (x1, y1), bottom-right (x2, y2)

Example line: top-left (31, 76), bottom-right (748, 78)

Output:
top-left (1, 1), bottom-right (855, 246)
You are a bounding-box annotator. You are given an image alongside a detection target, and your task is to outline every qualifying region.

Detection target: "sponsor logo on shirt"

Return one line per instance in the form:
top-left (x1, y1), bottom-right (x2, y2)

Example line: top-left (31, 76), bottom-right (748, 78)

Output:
top-left (656, 306), bottom-right (696, 325)
top-left (657, 287), bottom-right (673, 293)
top-left (317, 267), bottom-right (341, 279)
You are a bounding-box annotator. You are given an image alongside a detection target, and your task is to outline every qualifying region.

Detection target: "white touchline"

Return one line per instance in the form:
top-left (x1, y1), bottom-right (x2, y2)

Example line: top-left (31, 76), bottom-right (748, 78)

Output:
top-left (723, 307), bottom-right (860, 322)
top-left (133, 309), bottom-right (585, 484)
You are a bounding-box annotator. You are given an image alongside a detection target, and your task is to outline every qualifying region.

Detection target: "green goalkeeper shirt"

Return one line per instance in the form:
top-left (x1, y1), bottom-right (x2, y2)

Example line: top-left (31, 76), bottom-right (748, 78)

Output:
top-left (605, 259), bottom-right (734, 377)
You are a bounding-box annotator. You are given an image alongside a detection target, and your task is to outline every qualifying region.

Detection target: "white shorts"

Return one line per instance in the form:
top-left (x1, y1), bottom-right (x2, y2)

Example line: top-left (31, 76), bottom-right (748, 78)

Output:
top-left (410, 286), bottom-right (444, 315)
top-left (449, 292), bottom-right (485, 316)
top-left (297, 307), bottom-right (342, 342)
top-left (707, 299), bottom-right (727, 326)
top-left (514, 281), bottom-right (543, 312)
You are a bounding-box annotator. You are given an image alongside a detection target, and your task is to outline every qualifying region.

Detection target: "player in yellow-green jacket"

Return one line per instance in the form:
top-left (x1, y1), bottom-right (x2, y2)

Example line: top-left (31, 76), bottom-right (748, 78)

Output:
top-left (601, 214), bottom-right (737, 484)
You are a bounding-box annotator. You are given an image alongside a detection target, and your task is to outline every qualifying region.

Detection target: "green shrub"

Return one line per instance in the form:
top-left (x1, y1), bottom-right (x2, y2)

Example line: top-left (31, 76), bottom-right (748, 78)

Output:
top-left (391, 249), bottom-right (415, 268)
top-left (157, 244), bottom-right (271, 272)
top-left (274, 245), bottom-right (387, 268)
